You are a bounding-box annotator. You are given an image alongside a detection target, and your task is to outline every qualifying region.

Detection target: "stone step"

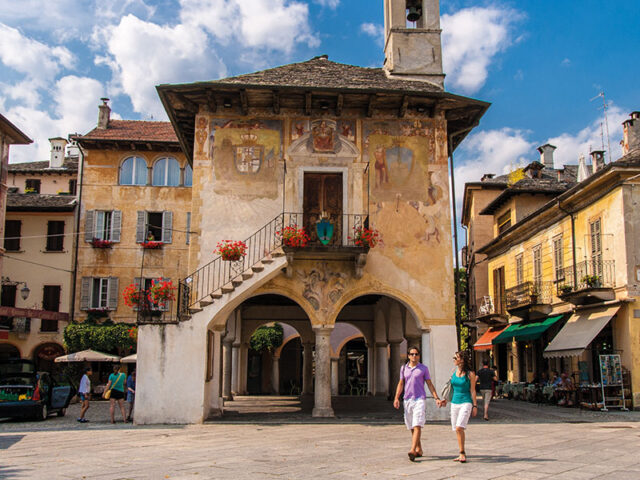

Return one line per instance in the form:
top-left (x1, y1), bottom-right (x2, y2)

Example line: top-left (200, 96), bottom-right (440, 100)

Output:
top-left (188, 307), bottom-right (203, 314)
top-left (262, 257), bottom-right (274, 264)
top-left (199, 299), bottom-right (213, 307)
top-left (221, 284), bottom-right (235, 294)
top-left (210, 290), bottom-right (223, 299)
top-left (252, 263), bottom-right (265, 272)
top-left (272, 247), bottom-right (285, 257)
top-left (231, 278), bottom-right (243, 287)
top-left (242, 270), bottom-right (254, 280)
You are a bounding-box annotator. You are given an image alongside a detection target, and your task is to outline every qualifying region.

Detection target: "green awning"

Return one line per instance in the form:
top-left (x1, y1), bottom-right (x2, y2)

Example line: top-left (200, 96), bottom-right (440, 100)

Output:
top-left (493, 315), bottom-right (564, 344)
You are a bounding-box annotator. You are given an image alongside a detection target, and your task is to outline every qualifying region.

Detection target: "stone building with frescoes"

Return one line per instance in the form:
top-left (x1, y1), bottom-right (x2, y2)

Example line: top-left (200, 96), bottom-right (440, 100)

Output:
top-left (124, 0), bottom-right (489, 424)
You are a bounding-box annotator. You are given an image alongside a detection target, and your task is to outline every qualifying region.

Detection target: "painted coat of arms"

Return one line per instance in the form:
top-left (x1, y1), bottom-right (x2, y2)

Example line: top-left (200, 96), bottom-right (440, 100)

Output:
top-left (234, 133), bottom-right (263, 174)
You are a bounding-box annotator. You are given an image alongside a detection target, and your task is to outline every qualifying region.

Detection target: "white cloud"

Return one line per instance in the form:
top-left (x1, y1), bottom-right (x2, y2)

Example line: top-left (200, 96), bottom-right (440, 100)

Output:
top-left (442, 7), bottom-right (523, 94)
top-left (546, 104), bottom-right (627, 167)
top-left (179, 0), bottom-right (319, 53)
top-left (360, 23), bottom-right (384, 45)
top-left (0, 23), bottom-right (75, 89)
top-left (314, 0), bottom-right (340, 8)
top-left (6, 75), bottom-right (105, 163)
top-left (94, 14), bottom-right (227, 118)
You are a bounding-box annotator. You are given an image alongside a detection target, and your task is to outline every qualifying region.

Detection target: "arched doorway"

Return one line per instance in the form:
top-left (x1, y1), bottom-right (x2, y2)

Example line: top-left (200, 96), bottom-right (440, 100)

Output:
top-left (33, 343), bottom-right (65, 372)
top-left (0, 343), bottom-right (20, 360)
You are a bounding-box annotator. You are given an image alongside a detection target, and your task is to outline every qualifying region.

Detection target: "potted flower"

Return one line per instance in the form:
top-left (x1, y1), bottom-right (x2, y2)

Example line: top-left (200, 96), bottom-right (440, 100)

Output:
top-left (141, 241), bottom-right (163, 249)
top-left (215, 240), bottom-right (247, 261)
top-left (349, 226), bottom-right (381, 248)
top-left (147, 278), bottom-right (176, 309)
top-left (90, 238), bottom-right (114, 249)
top-left (278, 225), bottom-right (310, 248)
top-left (582, 274), bottom-right (601, 288)
top-left (122, 283), bottom-right (145, 308)
top-left (559, 284), bottom-right (573, 295)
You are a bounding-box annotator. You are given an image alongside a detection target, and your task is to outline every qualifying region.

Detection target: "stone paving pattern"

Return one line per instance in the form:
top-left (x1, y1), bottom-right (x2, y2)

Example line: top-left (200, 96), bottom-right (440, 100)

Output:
top-left (1, 398), bottom-right (640, 479)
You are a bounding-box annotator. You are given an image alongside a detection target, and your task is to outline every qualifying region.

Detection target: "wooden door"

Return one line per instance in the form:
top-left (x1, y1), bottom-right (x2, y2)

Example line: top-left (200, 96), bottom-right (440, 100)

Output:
top-left (303, 173), bottom-right (343, 245)
top-left (493, 267), bottom-right (505, 314)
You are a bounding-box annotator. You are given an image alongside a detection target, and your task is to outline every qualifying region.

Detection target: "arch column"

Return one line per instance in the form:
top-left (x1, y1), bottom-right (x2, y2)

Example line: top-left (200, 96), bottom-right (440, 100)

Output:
top-left (238, 343), bottom-right (249, 395)
top-left (367, 344), bottom-right (375, 395)
top-left (312, 327), bottom-right (334, 417)
top-left (302, 341), bottom-right (314, 395)
top-left (389, 340), bottom-right (402, 393)
top-left (222, 339), bottom-right (233, 400)
top-left (272, 355), bottom-right (280, 394)
top-left (375, 341), bottom-right (389, 397)
top-left (331, 358), bottom-right (339, 396)
top-left (231, 345), bottom-right (240, 394)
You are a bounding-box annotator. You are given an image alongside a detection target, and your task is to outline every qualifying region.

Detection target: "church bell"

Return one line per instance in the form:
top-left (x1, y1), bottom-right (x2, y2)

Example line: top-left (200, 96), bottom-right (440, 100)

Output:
top-left (406, 0), bottom-right (422, 22)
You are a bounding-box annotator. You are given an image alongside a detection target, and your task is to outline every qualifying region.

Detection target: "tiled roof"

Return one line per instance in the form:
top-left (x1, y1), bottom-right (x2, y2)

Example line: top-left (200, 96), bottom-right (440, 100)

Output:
top-left (79, 120), bottom-right (178, 143)
top-left (8, 158), bottom-right (78, 173)
top-left (207, 56), bottom-right (443, 94)
top-left (7, 193), bottom-right (76, 211)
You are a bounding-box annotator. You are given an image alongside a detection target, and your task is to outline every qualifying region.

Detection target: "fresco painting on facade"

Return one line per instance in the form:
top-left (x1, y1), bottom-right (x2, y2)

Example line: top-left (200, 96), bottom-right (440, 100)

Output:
top-left (209, 119), bottom-right (282, 198)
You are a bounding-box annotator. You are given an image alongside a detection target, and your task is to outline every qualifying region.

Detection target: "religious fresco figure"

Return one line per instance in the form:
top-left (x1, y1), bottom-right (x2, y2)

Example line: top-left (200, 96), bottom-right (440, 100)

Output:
top-left (374, 144), bottom-right (389, 187)
top-left (311, 119), bottom-right (337, 153)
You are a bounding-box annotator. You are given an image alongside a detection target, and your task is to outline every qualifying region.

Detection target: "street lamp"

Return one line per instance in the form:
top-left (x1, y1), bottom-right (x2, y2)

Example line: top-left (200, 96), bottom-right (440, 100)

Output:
top-left (1, 277), bottom-right (30, 300)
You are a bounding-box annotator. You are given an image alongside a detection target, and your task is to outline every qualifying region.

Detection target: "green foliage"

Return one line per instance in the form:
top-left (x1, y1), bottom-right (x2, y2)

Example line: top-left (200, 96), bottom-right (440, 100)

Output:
top-left (63, 323), bottom-right (137, 355)
top-left (455, 268), bottom-right (470, 350)
top-left (250, 323), bottom-right (284, 353)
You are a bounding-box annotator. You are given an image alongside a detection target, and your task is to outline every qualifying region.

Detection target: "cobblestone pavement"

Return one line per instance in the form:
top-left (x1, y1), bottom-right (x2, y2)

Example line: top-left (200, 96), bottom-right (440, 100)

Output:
top-left (1, 398), bottom-right (640, 479)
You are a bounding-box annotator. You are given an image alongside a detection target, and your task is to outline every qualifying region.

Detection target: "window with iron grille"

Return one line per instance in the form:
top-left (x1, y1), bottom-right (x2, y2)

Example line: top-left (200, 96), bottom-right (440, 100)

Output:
top-left (46, 221), bottom-right (65, 251)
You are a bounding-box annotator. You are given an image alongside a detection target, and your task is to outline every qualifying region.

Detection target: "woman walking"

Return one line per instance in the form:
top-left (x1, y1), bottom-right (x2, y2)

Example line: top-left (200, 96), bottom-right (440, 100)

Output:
top-left (104, 364), bottom-right (127, 424)
top-left (446, 351), bottom-right (477, 463)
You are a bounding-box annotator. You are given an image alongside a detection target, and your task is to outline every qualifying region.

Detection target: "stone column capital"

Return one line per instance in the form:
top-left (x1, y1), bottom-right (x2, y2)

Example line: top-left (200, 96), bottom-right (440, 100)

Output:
top-left (375, 341), bottom-right (388, 348)
top-left (312, 326), bottom-right (334, 336)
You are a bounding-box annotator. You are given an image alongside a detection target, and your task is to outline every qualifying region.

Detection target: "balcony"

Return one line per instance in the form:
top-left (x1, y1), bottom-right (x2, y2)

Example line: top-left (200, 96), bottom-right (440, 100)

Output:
top-left (470, 296), bottom-right (508, 325)
top-left (505, 281), bottom-right (553, 320)
top-left (556, 260), bottom-right (615, 305)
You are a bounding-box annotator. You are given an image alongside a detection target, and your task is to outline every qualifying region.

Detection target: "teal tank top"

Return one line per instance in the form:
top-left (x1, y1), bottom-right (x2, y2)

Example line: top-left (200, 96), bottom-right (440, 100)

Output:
top-left (450, 372), bottom-right (473, 404)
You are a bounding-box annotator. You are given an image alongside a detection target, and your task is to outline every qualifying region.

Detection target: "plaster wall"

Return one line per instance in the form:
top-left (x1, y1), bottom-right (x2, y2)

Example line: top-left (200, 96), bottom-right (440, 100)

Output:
top-left (8, 172), bottom-right (75, 194)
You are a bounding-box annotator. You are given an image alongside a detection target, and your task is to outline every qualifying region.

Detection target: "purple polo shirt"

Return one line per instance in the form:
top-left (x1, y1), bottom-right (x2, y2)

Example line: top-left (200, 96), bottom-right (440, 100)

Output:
top-left (402, 363), bottom-right (431, 399)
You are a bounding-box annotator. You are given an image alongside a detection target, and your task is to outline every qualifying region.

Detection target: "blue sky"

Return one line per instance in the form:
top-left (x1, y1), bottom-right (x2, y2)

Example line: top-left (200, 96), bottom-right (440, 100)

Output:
top-left (1, 0), bottom-right (639, 220)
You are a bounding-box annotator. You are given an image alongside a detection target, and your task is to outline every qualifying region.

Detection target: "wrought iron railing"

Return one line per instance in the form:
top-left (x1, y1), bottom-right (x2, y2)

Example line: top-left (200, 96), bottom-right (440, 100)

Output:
top-left (470, 295), bottom-right (506, 319)
top-left (556, 260), bottom-right (615, 296)
top-left (178, 212), bottom-right (370, 316)
top-left (283, 212), bottom-right (369, 247)
top-left (505, 281), bottom-right (553, 310)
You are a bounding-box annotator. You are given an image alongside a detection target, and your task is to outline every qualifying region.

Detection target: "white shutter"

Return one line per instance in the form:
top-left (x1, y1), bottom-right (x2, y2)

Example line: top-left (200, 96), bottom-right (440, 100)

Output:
top-left (80, 277), bottom-right (91, 310)
top-left (162, 211), bottom-right (173, 244)
top-left (186, 212), bottom-right (191, 245)
top-left (107, 277), bottom-right (119, 310)
top-left (111, 210), bottom-right (122, 243)
top-left (136, 211), bottom-right (146, 243)
top-left (84, 211), bottom-right (95, 242)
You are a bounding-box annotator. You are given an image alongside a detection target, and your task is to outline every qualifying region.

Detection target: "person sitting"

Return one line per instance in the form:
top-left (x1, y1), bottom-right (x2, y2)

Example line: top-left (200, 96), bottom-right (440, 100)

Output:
top-left (557, 373), bottom-right (575, 406)
top-left (551, 371), bottom-right (562, 387)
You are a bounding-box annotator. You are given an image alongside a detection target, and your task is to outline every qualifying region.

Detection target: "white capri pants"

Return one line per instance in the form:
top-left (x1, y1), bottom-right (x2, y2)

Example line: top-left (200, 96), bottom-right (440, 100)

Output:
top-left (450, 402), bottom-right (473, 431)
top-left (403, 398), bottom-right (426, 430)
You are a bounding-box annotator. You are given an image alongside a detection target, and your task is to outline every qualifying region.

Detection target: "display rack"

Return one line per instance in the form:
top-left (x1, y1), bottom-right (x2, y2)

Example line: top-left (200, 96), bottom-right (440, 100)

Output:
top-left (599, 354), bottom-right (628, 411)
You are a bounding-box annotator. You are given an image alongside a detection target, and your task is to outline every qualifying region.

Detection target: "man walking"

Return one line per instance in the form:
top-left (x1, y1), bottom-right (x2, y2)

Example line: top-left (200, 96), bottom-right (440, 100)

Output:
top-left (77, 367), bottom-right (92, 423)
top-left (476, 361), bottom-right (497, 420)
top-left (393, 346), bottom-right (442, 461)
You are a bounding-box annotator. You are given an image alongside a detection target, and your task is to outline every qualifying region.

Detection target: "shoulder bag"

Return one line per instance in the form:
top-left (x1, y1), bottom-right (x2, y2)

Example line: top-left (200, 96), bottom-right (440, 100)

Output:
top-left (440, 368), bottom-right (457, 402)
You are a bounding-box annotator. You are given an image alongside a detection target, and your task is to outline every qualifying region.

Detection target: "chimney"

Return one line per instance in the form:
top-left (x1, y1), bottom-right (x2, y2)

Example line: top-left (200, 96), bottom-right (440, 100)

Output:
top-left (577, 154), bottom-right (589, 182)
top-left (537, 144), bottom-right (556, 168)
top-left (48, 137), bottom-right (67, 168)
top-left (383, 0), bottom-right (445, 88)
top-left (622, 111), bottom-right (640, 155)
top-left (481, 173), bottom-right (495, 181)
top-left (590, 150), bottom-right (605, 174)
top-left (97, 98), bottom-right (111, 129)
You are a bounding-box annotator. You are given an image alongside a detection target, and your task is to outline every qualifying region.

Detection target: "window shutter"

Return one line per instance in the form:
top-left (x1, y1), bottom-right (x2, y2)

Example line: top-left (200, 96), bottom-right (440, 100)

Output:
top-left (84, 210), bottom-right (95, 242)
top-left (136, 211), bottom-right (146, 243)
top-left (80, 277), bottom-right (91, 310)
top-left (162, 211), bottom-right (173, 244)
top-left (111, 210), bottom-right (122, 242)
top-left (107, 277), bottom-right (119, 310)
top-left (186, 212), bottom-right (191, 245)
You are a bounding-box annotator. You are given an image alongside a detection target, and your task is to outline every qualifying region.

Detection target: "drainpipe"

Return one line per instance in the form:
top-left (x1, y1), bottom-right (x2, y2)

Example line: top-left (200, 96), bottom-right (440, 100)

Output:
top-left (69, 137), bottom-right (85, 324)
top-left (448, 125), bottom-right (476, 350)
top-left (557, 201), bottom-right (577, 290)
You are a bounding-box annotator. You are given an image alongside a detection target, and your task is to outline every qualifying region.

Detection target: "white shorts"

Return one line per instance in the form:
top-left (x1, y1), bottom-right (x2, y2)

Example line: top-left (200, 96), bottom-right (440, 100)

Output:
top-left (450, 402), bottom-right (473, 431)
top-left (403, 397), bottom-right (426, 430)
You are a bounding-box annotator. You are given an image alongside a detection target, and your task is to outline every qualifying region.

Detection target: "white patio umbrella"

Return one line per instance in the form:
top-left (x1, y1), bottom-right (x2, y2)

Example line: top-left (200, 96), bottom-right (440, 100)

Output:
top-left (120, 353), bottom-right (137, 363)
top-left (54, 349), bottom-right (121, 363)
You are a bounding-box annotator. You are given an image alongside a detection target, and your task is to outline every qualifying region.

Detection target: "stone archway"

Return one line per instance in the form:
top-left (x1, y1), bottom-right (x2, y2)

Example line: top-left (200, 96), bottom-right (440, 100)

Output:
top-left (32, 342), bottom-right (65, 372)
top-left (0, 343), bottom-right (20, 360)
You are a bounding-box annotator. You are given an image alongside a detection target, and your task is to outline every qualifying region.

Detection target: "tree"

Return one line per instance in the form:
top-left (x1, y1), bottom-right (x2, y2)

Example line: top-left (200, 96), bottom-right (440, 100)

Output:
top-left (455, 267), bottom-right (470, 351)
top-left (250, 323), bottom-right (284, 353)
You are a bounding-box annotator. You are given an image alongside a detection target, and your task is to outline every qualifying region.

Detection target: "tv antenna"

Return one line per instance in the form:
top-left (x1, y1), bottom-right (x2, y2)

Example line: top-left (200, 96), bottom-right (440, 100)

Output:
top-left (590, 92), bottom-right (611, 162)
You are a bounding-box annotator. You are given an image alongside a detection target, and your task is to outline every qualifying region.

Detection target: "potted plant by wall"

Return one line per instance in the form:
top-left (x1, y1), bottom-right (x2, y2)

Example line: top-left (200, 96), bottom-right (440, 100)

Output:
top-left (147, 278), bottom-right (176, 309)
top-left (278, 225), bottom-right (310, 248)
top-left (215, 240), bottom-right (247, 261)
top-left (140, 240), bottom-right (163, 249)
top-left (90, 238), bottom-right (114, 249)
top-left (349, 225), bottom-right (381, 248)
top-left (122, 283), bottom-right (144, 309)
top-left (582, 274), bottom-right (601, 288)
top-left (559, 284), bottom-right (573, 296)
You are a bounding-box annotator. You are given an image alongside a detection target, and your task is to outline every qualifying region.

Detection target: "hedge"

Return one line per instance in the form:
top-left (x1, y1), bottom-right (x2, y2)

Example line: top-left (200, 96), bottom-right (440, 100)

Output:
top-left (63, 323), bottom-right (137, 355)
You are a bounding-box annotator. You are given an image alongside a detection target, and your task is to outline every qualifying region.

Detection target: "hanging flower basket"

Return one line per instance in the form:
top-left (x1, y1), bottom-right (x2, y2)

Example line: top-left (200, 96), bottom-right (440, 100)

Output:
top-left (90, 238), bottom-right (114, 249)
top-left (147, 278), bottom-right (176, 308)
top-left (215, 240), bottom-right (247, 261)
top-left (349, 226), bottom-right (381, 248)
top-left (122, 283), bottom-right (145, 308)
top-left (278, 225), bottom-right (310, 248)
top-left (141, 241), bottom-right (163, 249)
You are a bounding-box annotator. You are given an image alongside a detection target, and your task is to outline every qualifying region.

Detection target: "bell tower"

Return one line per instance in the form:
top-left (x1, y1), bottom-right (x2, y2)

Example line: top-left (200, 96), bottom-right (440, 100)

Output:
top-left (383, 0), bottom-right (445, 89)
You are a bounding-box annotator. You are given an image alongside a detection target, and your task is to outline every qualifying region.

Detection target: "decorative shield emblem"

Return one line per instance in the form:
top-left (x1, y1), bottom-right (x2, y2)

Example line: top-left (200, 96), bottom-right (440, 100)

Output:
top-left (316, 218), bottom-right (334, 245)
top-left (234, 131), bottom-right (263, 174)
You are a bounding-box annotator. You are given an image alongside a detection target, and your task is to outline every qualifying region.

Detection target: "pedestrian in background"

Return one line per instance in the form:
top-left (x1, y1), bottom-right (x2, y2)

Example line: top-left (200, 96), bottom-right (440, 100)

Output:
top-left (126, 370), bottom-right (136, 422)
top-left (77, 366), bottom-right (92, 423)
top-left (104, 364), bottom-right (127, 424)
top-left (476, 361), bottom-right (497, 421)
top-left (393, 346), bottom-right (443, 462)
top-left (442, 351), bottom-right (477, 463)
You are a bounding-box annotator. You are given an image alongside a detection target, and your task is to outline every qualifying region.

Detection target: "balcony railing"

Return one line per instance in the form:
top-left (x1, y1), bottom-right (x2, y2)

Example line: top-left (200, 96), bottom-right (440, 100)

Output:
top-left (505, 281), bottom-right (553, 311)
top-left (284, 212), bottom-right (369, 247)
top-left (470, 295), bottom-right (506, 320)
top-left (556, 260), bottom-right (615, 296)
